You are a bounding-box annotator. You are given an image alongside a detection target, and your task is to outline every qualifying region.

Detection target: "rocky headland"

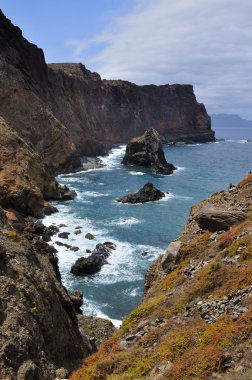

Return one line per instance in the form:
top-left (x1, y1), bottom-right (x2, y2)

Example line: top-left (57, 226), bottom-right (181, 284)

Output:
top-left (0, 10), bottom-right (214, 217)
top-left (122, 128), bottom-right (176, 174)
top-left (117, 182), bottom-right (166, 204)
top-left (71, 173), bottom-right (252, 380)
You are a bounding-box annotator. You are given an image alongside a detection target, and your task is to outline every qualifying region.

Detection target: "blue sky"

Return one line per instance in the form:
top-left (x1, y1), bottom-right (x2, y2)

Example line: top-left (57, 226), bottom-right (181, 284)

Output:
top-left (1, 0), bottom-right (252, 118)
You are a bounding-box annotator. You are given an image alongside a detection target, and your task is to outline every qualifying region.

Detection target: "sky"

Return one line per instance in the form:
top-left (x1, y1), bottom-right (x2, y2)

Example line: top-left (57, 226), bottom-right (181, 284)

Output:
top-left (1, 0), bottom-right (252, 119)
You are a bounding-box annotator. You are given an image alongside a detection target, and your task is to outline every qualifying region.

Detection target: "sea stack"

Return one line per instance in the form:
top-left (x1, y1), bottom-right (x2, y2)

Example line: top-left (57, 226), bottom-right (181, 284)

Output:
top-left (117, 182), bottom-right (166, 204)
top-left (122, 128), bottom-right (176, 175)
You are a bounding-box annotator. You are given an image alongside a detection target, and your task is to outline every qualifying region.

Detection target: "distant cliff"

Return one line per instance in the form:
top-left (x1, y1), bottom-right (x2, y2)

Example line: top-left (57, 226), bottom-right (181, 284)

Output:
top-left (0, 10), bottom-right (214, 216)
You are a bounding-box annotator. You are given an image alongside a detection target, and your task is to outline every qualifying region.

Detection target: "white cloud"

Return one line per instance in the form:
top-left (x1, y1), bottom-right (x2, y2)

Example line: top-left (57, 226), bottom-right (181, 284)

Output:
top-left (67, 0), bottom-right (252, 118)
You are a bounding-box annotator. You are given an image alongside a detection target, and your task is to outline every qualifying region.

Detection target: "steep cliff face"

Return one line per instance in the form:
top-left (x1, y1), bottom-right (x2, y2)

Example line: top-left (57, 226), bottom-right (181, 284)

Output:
top-left (0, 214), bottom-right (92, 380)
top-left (71, 173), bottom-right (252, 380)
top-left (0, 9), bottom-right (213, 214)
top-left (0, 11), bottom-right (78, 171)
top-left (48, 64), bottom-right (214, 150)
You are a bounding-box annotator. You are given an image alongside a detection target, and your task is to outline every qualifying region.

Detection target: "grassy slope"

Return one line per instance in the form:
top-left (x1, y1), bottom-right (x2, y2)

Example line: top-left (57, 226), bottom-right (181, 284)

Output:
top-left (71, 173), bottom-right (252, 380)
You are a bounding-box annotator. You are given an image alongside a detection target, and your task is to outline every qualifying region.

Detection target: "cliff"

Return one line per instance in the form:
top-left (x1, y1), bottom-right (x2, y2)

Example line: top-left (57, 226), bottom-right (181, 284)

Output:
top-left (71, 173), bottom-right (252, 380)
top-left (0, 213), bottom-right (92, 380)
top-left (0, 9), bottom-right (214, 216)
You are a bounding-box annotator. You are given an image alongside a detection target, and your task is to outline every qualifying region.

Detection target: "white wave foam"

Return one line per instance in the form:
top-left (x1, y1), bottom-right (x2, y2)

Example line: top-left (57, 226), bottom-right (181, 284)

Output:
top-left (185, 143), bottom-right (203, 146)
top-left (158, 192), bottom-right (175, 202)
top-left (98, 145), bottom-right (126, 167)
top-left (173, 166), bottom-right (185, 174)
top-left (110, 217), bottom-right (140, 226)
top-left (81, 191), bottom-right (110, 198)
top-left (129, 171), bottom-right (145, 176)
top-left (226, 139), bottom-right (251, 144)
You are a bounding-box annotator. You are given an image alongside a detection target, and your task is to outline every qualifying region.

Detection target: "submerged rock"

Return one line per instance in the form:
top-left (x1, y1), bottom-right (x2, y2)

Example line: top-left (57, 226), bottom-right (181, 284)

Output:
top-left (71, 242), bottom-right (116, 276)
top-left (122, 128), bottom-right (176, 175)
top-left (117, 182), bottom-right (166, 204)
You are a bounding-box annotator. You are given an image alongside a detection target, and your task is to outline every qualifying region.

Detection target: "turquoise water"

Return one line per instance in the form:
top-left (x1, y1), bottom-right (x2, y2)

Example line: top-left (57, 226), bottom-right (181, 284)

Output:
top-left (45, 139), bottom-right (252, 326)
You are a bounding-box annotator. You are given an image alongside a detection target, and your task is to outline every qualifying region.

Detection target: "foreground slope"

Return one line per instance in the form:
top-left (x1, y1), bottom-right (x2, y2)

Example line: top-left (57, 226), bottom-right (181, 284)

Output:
top-left (71, 173), bottom-right (252, 380)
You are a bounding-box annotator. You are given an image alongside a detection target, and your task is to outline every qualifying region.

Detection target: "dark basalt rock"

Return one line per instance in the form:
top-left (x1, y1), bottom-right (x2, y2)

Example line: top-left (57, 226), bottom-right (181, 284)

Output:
top-left (71, 242), bottom-right (116, 276)
top-left (117, 182), bottom-right (166, 204)
top-left (58, 232), bottom-right (70, 239)
top-left (122, 128), bottom-right (176, 175)
top-left (85, 233), bottom-right (95, 240)
top-left (58, 185), bottom-right (77, 200)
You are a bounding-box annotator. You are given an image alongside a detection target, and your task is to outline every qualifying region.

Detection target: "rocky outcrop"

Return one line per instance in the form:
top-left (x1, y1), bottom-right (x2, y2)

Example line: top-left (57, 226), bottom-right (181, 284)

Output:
top-left (0, 10), bottom-right (214, 216)
top-left (71, 174), bottom-right (252, 380)
top-left (78, 315), bottom-right (116, 351)
top-left (0, 217), bottom-right (92, 380)
top-left (194, 205), bottom-right (246, 231)
top-left (122, 129), bottom-right (176, 174)
top-left (71, 242), bottom-right (116, 276)
top-left (117, 182), bottom-right (166, 204)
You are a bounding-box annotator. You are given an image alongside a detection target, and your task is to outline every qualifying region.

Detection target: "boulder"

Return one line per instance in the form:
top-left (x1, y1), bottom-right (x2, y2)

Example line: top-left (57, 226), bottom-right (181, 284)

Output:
top-left (122, 128), bottom-right (176, 175)
top-left (71, 243), bottom-right (116, 276)
top-left (58, 232), bottom-right (70, 239)
top-left (117, 182), bottom-right (166, 204)
top-left (194, 205), bottom-right (246, 232)
top-left (85, 233), bottom-right (95, 240)
top-left (161, 241), bottom-right (182, 273)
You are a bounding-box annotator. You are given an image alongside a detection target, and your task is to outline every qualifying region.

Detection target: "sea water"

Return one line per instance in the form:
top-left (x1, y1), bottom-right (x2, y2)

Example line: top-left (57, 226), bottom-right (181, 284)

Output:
top-left (44, 139), bottom-right (252, 326)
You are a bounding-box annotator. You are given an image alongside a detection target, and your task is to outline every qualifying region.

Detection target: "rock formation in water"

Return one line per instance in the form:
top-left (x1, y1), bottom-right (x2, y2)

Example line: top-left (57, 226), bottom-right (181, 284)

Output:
top-left (117, 182), bottom-right (166, 203)
top-left (71, 173), bottom-right (252, 380)
top-left (0, 10), bottom-right (214, 216)
top-left (71, 242), bottom-right (116, 276)
top-left (122, 128), bottom-right (176, 174)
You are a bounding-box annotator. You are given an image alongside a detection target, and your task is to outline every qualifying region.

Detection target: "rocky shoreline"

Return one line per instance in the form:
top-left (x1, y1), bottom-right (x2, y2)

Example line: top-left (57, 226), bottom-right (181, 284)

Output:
top-left (71, 172), bottom-right (252, 380)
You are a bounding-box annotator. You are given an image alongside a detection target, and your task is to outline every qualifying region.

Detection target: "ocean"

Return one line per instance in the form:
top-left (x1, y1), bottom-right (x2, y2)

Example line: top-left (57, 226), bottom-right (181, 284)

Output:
top-left (44, 135), bottom-right (252, 327)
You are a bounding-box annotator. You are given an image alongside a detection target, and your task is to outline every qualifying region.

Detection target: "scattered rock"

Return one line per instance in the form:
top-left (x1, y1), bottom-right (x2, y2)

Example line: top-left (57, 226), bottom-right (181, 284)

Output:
top-left (85, 233), bottom-right (94, 240)
top-left (122, 128), bottom-right (176, 175)
top-left (70, 246), bottom-right (79, 252)
top-left (74, 230), bottom-right (82, 235)
top-left (117, 182), bottom-right (165, 204)
top-left (58, 232), bottom-right (70, 239)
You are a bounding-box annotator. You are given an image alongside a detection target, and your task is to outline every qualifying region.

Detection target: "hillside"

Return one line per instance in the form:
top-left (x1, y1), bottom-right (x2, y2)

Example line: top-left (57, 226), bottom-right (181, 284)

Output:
top-left (71, 173), bottom-right (252, 380)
